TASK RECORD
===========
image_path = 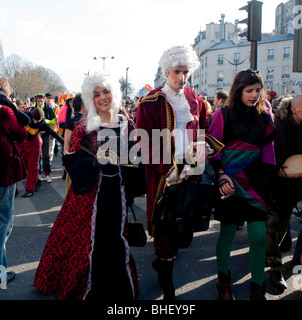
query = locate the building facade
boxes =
[191,0,302,98]
[192,32,301,97]
[153,1,301,98]
[275,0,296,35]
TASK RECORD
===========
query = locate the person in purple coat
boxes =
[209,69,276,300]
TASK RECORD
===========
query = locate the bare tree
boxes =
[0,50,66,100]
[119,76,134,99]
[0,40,4,64]
[40,67,66,96]
[0,54,25,84]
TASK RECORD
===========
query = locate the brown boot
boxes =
[249,281,266,300]
[216,270,235,300]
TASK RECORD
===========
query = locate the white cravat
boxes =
[162,83,194,160]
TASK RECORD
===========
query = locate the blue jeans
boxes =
[0,184,16,268]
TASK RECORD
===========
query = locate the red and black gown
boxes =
[33,118,139,300]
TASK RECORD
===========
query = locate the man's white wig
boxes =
[81,71,121,132]
[159,45,200,76]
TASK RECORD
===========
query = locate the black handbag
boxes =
[124,162,146,199]
[63,147,98,194]
[153,177,219,248]
[126,205,147,247]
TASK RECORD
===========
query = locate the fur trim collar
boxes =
[276,96,293,120]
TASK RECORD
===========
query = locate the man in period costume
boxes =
[136,45,217,300]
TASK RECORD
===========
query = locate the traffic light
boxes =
[239,1,263,42]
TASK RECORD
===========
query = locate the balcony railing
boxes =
[282,74,290,79]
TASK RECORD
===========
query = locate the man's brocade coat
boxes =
[136,86,208,236]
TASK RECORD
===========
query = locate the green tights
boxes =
[216,221,266,286]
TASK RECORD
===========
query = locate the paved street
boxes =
[0,150,301,301]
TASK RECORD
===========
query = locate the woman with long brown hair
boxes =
[209,69,276,300]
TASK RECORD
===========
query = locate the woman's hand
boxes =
[218,172,235,196]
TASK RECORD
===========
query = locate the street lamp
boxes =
[93,55,115,70]
[125,67,129,98]
[227,57,248,74]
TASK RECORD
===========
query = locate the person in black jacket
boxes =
[20,108,63,197]
[0,87,30,127]
[31,94,56,183]
[266,94,302,290]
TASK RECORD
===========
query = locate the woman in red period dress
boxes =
[34,71,139,300]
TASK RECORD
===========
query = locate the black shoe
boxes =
[1,272,16,287]
[270,270,287,290]
[7,271,16,283]
[35,180,42,192]
[62,171,67,180]
[152,257,175,300]
[22,191,34,198]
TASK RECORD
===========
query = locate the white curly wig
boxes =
[159,45,200,77]
[81,71,121,132]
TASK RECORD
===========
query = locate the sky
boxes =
[0,0,278,96]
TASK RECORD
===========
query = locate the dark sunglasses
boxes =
[245,69,260,75]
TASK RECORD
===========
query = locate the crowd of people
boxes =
[0,44,301,301]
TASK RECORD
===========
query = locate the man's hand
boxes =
[278,166,287,178]
[187,142,209,166]
[165,164,178,186]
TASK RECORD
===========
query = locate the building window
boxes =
[234,51,240,63]
[266,86,274,93]
[266,67,274,80]
[283,46,291,59]
[217,71,224,82]
[205,72,207,85]
[201,59,204,69]
[281,85,290,95]
[282,66,290,79]
[267,48,275,60]
[205,56,208,68]
[217,54,224,65]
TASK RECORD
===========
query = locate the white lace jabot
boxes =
[162,83,194,159]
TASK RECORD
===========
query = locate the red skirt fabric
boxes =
[33,182,97,299]
[33,180,139,300]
